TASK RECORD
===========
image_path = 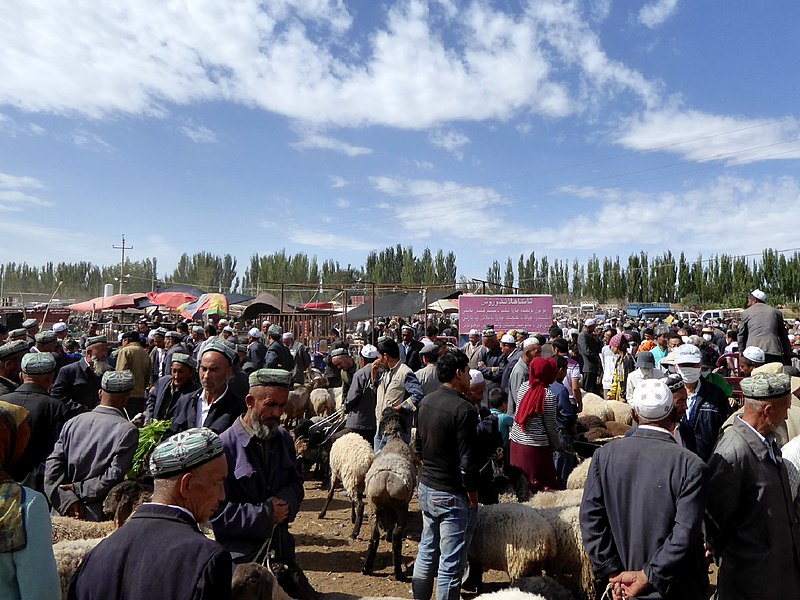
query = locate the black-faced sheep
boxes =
[515,575,576,600]
[362,408,416,582]
[318,432,375,539]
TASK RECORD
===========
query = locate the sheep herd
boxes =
[49,387,639,600]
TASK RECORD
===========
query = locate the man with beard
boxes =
[146,353,201,422]
[211,368,304,565]
[51,335,111,410]
[79,322,100,350]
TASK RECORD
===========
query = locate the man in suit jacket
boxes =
[51,335,110,410]
[246,328,267,370]
[162,331,189,376]
[263,325,294,372]
[399,325,425,372]
[146,353,200,422]
[738,288,792,364]
[169,341,245,435]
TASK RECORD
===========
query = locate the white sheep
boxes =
[473,590,546,600]
[515,575,576,600]
[535,506,595,600]
[51,517,115,544]
[310,387,336,417]
[526,488,584,509]
[468,503,557,582]
[53,538,103,599]
[566,458,592,490]
[317,432,375,539]
[578,393,614,422]
[285,384,313,428]
[604,400,633,425]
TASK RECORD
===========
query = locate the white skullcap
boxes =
[248,328,262,339]
[584,318,596,327]
[52,322,68,333]
[630,379,674,422]
[360,344,378,359]
[681,335,691,344]
[282,332,293,339]
[218,319,228,326]
[750,289,767,302]
[500,334,516,344]
[422,339,435,347]
[261,320,270,327]
[223,326,234,333]
[147,330,156,340]
[468,329,480,336]
[742,346,765,363]
[469,369,484,386]
[523,337,541,349]
[673,344,702,365]
[117,333,124,342]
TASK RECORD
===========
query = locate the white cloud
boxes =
[414,160,434,170]
[0,0,661,128]
[286,227,376,251]
[180,122,217,143]
[0,190,52,207]
[617,108,800,164]
[0,113,46,137]
[428,128,470,159]
[0,172,43,189]
[291,129,372,156]
[0,172,51,211]
[335,198,351,208]
[70,129,113,152]
[330,175,350,188]
[638,0,679,28]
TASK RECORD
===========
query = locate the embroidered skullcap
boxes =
[192,325,204,334]
[664,373,685,392]
[469,369,484,386]
[85,335,107,347]
[248,368,291,388]
[330,347,349,358]
[165,331,182,341]
[248,327,261,339]
[101,370,135,393]
[482,328,496,337]
[52,322,68,333]
[674,344,702,365]
[34,331,57,344]
[201,340,235,364]
[740,372,791,400]
[22,319,38,330]
[268,324,283,337]
[742,346,766,364]
[9,329,27,339]
[149,427,224,478]
[21,352,56,375]
[236,344,247,354]
[0,340,30,360]
[360,344,378,359]
[170,353,196,371]
[750,289,767,302]
[500,334,516,345]
[630,379,674,422]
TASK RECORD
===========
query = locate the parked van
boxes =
[677,311,699,321]
[700,308,743,322]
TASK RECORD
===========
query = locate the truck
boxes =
[626,303,670,318]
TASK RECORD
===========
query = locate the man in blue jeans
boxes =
[413,349,480,600]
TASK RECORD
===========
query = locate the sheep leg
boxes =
[350,493,365,540]
[317,476,337,519]
[391,523,407,582]
[361,521,381,575]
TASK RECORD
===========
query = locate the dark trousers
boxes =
[581,371,602,395]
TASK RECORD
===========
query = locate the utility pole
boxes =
[113,235,133,294]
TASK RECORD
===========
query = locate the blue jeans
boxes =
[553,429,575,488]
[412,483,477,600]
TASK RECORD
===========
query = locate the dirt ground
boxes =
[293,481,508,599]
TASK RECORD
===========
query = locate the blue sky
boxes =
[1,0,799,285]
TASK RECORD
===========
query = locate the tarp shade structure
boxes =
[241,292,296,321]
[179,293,229,319]
[303,302,335,310]
[346,289,461,321]
[225,292,255,305]
[159,284,206,298]
[145,291,198,310]
[67,293,148,312]
[428,298,459,313]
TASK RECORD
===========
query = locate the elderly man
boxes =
[169,341,246,435]
[44,371,139,521]
[738,288,792,365]
[476,329,506,406]
[4,352,83,490]
[400,324,425,372]
[283,331,311,385]
[739,345,765,376]
[69,428,232,600]
[330,346,357,398]
[148,327,166,384]
[116,330,152,417]
[413,349,479,600]
[625,350,666,399]
[162,330,189,374]
[506,337,541,417]
[415,343,442,396]
[466,369,485,407]
[22,318,40,344]
[0,340,29,396]
[706,373,800,599]
[578,318,602,395]
[245,327,267,370]
[373,337,424,450]
[146,353,200,422]
[581,379,709,599]
[462,328,483,368]
[264,325,295,372]
[344,345,380,444]
[51,335,111,410]
[212,368,304,565]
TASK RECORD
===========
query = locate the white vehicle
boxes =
[677,311,699,321]
[700,308,742,322]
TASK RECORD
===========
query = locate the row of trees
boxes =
[4,248,800,307]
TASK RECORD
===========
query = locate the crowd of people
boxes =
[0,287,799,599]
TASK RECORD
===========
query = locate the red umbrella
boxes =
[67,293,147,312]
[146,291,198,310]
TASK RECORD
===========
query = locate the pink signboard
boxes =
[459,294,553,334]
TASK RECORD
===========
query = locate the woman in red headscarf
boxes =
[508,357,564,491]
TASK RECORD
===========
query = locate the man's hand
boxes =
[477,361,486,368]
[271,497,290,524]
[467,491,479,509]
[371,360,381,381]
[609,570,649,598]
[294,437,308,457]
[64,499,85,520]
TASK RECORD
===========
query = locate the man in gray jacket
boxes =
[343,344,379,444]
[738,289,791,364]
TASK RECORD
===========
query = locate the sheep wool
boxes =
[469,503,557,580]
[53,538,103,599]
[578,393,613,422]
[310,387,336,417]
[526,488,584,509]
[51,516,115,544]
[604,400,633,425]
[473,590,546,600]
[566,458,592,490]
[535,506,595,600]
[515,575,577,600]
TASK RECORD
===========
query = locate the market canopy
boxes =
[241,292,296,320]
[345,289,461,321]
[179,293,229,319]
[146,291,198,310]
[67,293,148,312]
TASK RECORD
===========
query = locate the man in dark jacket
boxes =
[146,353,200,422]
[211,368,304,564]
[245,327,267,370]
[69,427,232,600]
[476,329,506,405]
[581,379,709,599]
[162,330,189,375]
[264,325,295,372]
[169,341,245,435]
[51,335,109,410]
[399,324,425,372]
[0,340,29,396]
[738,288,792,364]
[578,319,602,395]
[343,344,379,444]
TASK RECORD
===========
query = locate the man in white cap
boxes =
[738,288,791,365]
[462,329,483,368]
[674,344,731,462]
[246,327,267,369]
[415,342,443,396]
[466,369,485,406]
[476,329,506,406]
[739,345,765,377]
[580,379,709,600]
[578,319,603,395]
[400,324,425,372]
[343,344,380,444]
[282,331,310,385]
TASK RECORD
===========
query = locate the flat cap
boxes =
[741,372,791,400]
[171,353,196,370]
[267,324,283,337]
[248,368,291,388]
[9,329,27,339]
[420,343,439,357]
[0,340,30,359]
[101,370,135,393]
[154,328,167,336]
[22,318,39,329]
[52,322,68,333]
[35,331,57,344]
[149,427,224,478]
[200,340,235,364]
[165,331,182,341]
[85,335,108,347]
[330,347,349,358]
[21,352,57,374]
